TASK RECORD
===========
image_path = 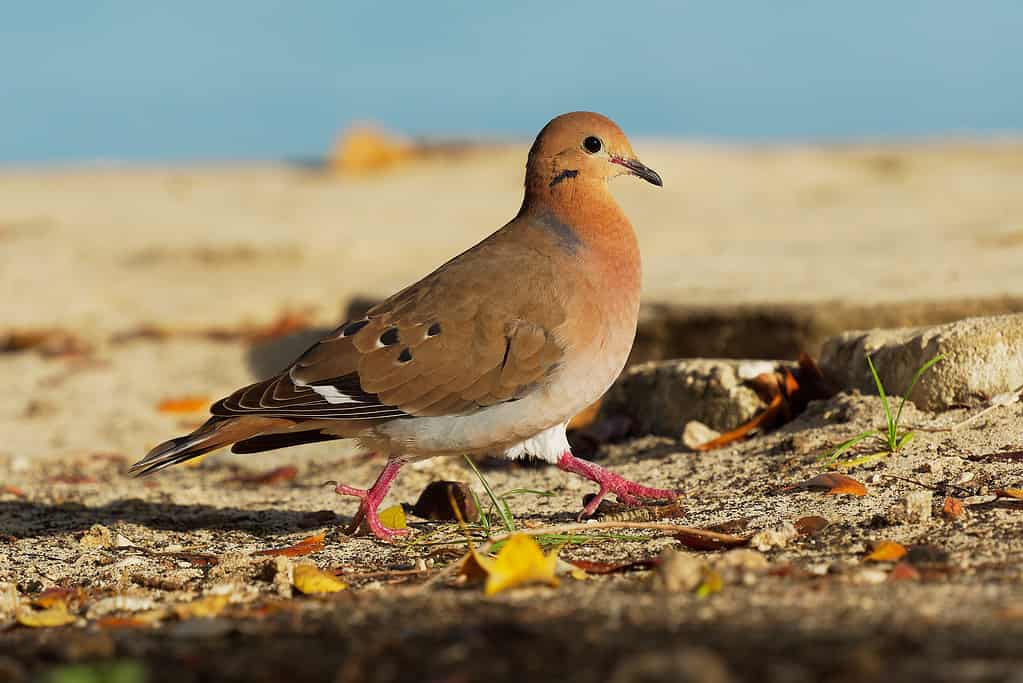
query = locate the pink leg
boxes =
[557,451,679,518]
[333,461,408,541]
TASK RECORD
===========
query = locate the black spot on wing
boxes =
[379,328,400,346]
[341,319,369,337]
[397,348,412,363]
[427,322,442,337]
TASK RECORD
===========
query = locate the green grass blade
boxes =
[895,431,915,451]
[866,353,895,447]
[893,353,945,431]
[500,488,556,499]
[463,455,515,533]
[818,430,880,463]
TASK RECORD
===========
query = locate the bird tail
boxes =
[129,417,251,477]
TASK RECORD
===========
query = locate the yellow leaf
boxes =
[996,488,1023,500]
[293,564,348,594]
[378,505,407,530]
[696,568,723,599]
[479,534,560,596]
[174,594,228,619]
[17,602,76,628]
[456,547,491,583]
[866,540,907,562]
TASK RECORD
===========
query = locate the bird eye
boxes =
[583,136,602,154]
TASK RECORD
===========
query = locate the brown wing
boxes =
[212,234,568,421]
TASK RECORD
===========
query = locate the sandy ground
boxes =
[2,142,1023,681]
[3,141,1023,337]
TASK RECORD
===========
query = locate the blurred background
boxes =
[2,2,1023,457]
[2,1,1022,163]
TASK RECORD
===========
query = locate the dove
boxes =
[130,111,677,539]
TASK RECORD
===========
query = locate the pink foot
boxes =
[557,451,679,518]
[332,461,409,541]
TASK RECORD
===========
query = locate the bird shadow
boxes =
[0,498,344,540]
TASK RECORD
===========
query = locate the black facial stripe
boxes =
[549,169,578,188]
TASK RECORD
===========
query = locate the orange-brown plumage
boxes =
[131,111,674,540]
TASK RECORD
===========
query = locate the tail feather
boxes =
[130,418,245,476]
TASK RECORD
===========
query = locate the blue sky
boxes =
[2,1,1021,162]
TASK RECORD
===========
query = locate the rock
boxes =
[887,490,934,524]
[0,583,17,620]
[714,549,769,585]
[79,524,113,549]
[652,550,704,593]
[750,522,798,551]
[820,314,1023,410]
[682,421,721,450]
[602,359,768,437]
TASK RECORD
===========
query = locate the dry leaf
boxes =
[866,541,907,562]
[889,562,921,582]
[693,393,784,451]
[456,548,491,584]
[293,564,348,594]
[995,488,1023,500]
[794,515,829,536]
[475,534,560,596]
[95,616,153,629]
[790,472,868,497]
[2,484,26,498]
[378,505,407,530]
[254,532,325,558]
[174,595,229,619]
[225,466,298,486]
[17,601,76,628]
[942,496,965,518]
[158,396,210,414]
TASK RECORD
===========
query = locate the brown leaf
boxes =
[254,532,325,558]
[693,393,785,451]
[794,515,829,536]
[889,562,921,582]
[942,496,965,518]
[50,474,98,485]
[788,472,867,497]
[2,484,26,498]
[410,481,479,522]
[674,528,750,551]
[866,541,907,562]
[225,466,298,486]
[157,396,210,414]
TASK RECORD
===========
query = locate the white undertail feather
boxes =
[501,422,570,463]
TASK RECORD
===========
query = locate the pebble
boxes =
[887,490,933,524]
[750,521,798,551]
[682,420,721,450]
[652,549,704,593]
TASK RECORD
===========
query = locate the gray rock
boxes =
[888,490,934,524]
[820,314,1023,411]
[601,359,768,437]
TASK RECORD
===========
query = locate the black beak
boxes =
[612,156,663,187]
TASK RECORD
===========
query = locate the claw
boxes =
[330,461,408,541]
[557,451,678,519]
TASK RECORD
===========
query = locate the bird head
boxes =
[526,112,662,191]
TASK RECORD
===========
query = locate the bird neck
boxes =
[519,179,642,295]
